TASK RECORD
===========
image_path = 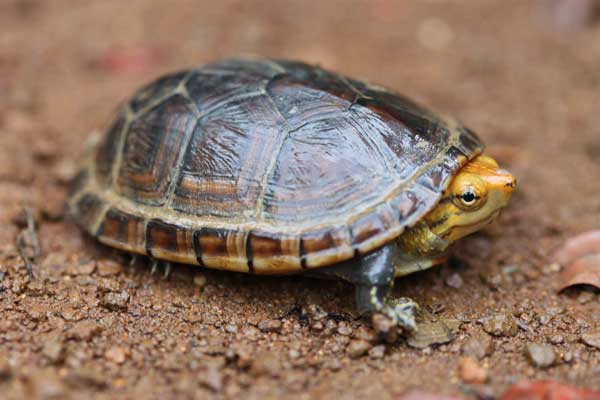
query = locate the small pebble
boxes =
[96,259,123,276]
[193,273,207,287]
[251,351,281,377]
[482,313,518,337]
[445,272,464,289]
[101,291,130,311]
[548,334,564,345]
[105,347,128,364]
[372,314,398,343]
[458,356,488,383]
[525,342,556,369]
[258,319,282,333]
[225,324,238,334]
[462,334,494,359]
[42,340,65,363]
[577,290,595,304]
[242,326,261,341]
[303,304,328,322]
[336,321,353,336]
[67,261,96,276]
[67,321,102,341]
[368,345,386,359]
[580,332,600,349]
[353,326,378,343]
[346,340,372,358]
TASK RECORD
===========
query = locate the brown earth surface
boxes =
[1,1,600,399]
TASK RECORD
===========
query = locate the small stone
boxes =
[368,345,386,359]
[67,321,102,341]
[525,342,556,369]
[482,313,518,337]
[42,340,65,363]
[353,326,378,343]
[96,259,123,276]
[199,361,224,392]
[346,339,372,358]
[310,321,324,332]
[67,261,96,276]
[580,332,600,349]
[251,351,281,377]
[407,321,455,349]
[101,291,130,311]
[323,358,342,371]
[0,360,11,380]
[445,272,464,289]
[577,291,595,304]
[458,356,488,383]
[26,281,45,296]
[372,314,398,343]
[193,273,207,287]
[548,334,564,345]
[105,347,128,364]
[336,321,353,336]
[224,324,238,334]
[26,368,66,399]
[303,304,328,322]
[27,303,48,322]
[242,326,261,341]
[462,334,494,359]
[258,319,282,333]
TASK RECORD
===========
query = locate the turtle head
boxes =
[424,154,516,243]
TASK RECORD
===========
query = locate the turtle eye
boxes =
[458,188,480,208]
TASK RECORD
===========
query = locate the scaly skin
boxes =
[399,154,516,261]
[380,154,517,328]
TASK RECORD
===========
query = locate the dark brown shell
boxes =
[68,58,483,273]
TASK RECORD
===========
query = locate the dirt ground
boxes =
[1,1,599,399]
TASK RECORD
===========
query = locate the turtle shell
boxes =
[68,58,483,274]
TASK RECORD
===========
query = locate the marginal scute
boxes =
[72,58,484,273]
[97,208,145,253]
[194,227,249,273]
[146,219,195,264]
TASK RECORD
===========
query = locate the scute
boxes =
[73,58,483,274]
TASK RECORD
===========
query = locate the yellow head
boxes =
[425,155,516,242]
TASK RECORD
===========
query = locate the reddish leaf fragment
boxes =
[500,380,600,400]
[558,253,600,291]
[552,230,600,266]
[96,46,162,75]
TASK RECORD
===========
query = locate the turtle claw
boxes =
[149,259,173,280]
[162,262,173,280]
[380,297,419,331]
[150,259,159,275]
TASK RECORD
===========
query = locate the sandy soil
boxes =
[1,1,599,399]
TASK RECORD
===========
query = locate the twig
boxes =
[15,207,39,278]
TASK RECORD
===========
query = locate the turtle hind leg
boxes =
[313,244,419,331]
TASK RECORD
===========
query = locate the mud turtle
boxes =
[69,58,516,330]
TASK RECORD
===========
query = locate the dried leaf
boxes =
[499,380,600,400]
[96,47,162,75]
[558,253,600,291]
[553,230,600,266]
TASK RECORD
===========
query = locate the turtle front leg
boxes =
[315,243,419,331]
[355,284,418,331]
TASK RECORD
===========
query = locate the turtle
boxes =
[68,58,516,330]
